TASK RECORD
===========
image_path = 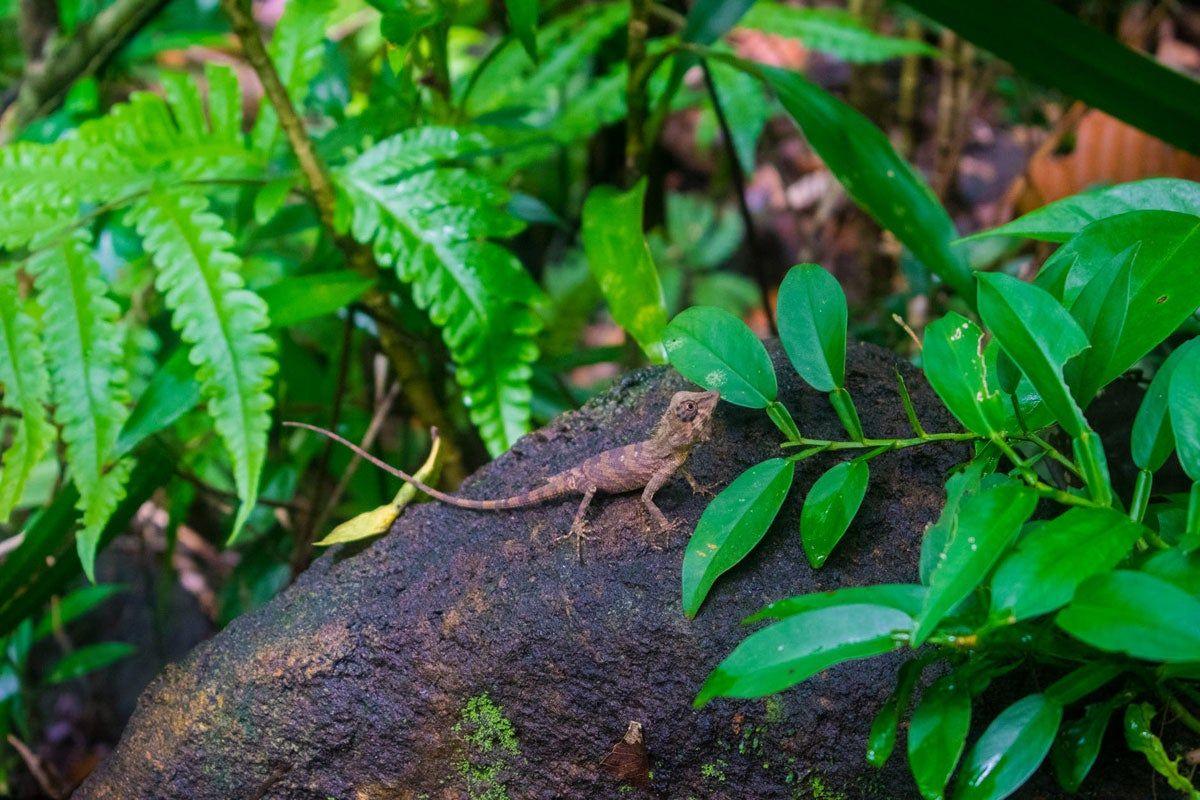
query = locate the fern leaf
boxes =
[252,0,335,154]
[28,231,134,579]
[335,144,542,454]
[0,273,55,521]
[126,190,276,541]
[344,127,491,183]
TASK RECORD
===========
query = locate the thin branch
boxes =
[624,0,653,184]
[220,0,467,484]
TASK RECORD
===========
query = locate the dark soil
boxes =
[73,342,1166,799]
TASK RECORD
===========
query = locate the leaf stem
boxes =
[782,430,975,456]
[1159,685,1200,736]
[1130,468,1152,523]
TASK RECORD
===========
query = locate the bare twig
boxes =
[7,734,66,799]
[220,0,467,484]
[2,0,170,140]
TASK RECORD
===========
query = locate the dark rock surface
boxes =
[75,342,1158,799]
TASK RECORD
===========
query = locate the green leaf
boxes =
[46,641,136,684]
[1051,699,1118,793]
[28,232,133,580]
[704,58,770,174]
[33,583,126,640]
[505,0,538,61]
[953,694,1062,800]
[127,189,277,542]
[744,583,926,624]
[682,458,793,618]
[681,0,756,47]
[966,178,1200,242]
[740,3,938,62]
[800,460,868,568]
[904,0,1200,153]
[912,480,1035,646]
[1140,548,1200,593]
[1170,342,1200,482]
[908,674,971,800]
[776,263,846,392]
[115,348,200,457]
[1056,571,1200,662]
[0,275,54,522]
[1124,703,1200,799]
[581,181,669,362]
[252,177,293,225]
[695,603,910,705]
[922,312,1008,436]
[919,458,991,585]
[258,271,374,328]
[1041,212,1200,404]
[762,66,972,300]
[976,272,1089,437]
[867,658,923,767]
[990,507,1146,622]
[335,147,541,456]
[663,306,777,409]
[252,0,335,153]
[1132,339,1200,471]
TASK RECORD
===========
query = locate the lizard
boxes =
[284,389,721,558]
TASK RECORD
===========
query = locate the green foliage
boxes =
[739,3,938,63]
[664,306,777,409]
[907,675,971,800]
[253,0,335,153]
[1124,703,1200,798]
[1055,572,1200,662]
[953,694,1062,800]
[800,460,868,568]
[0,275,53,522]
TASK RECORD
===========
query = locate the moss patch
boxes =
[453,693,521,800]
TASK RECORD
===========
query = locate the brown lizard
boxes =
[284,390,720,557]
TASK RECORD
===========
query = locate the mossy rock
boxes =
[75,342,1162,799]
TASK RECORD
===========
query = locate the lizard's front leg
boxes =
[680,467,717,498]
[641,465,681,541]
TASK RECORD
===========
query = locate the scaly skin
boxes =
[286,390,720,557]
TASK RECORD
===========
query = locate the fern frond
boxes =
[0,272,55,521]
[126,190,276,541]
[344,127,491,183]
[0,65,260,251]
[252,0,335,154]
[335,140,542,454]
[28,231,134,579]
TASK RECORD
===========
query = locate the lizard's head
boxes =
[657,390,720,451]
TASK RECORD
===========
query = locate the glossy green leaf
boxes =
[908,674,971,800]
[681,0,756,47]
[900,0,1200,155]
[976,272,1089,437]
[115,348,200,457]
[682,458,794,617]
[582,181,668,362]
[967,178,1200,242]
[1045,662,1122,706]
[33,583,125,640]
[762,66,972,299]
[777,264,847,392]
[867,658,923,767]
[695,603,910,705]
[922,313,1008,436]
[954,694,1062,800]
[1140,548,1200,593]
[913,480,1035,646]
[505,0,538,62]
[1124,703,1200,799]
[1132,339,1200,471]
[1170,342,1200,482]
[258,271,374,329]
[1057,571,1200,662]
[46,641,136,684]
[919,458,991,585]
[990,507,1145,622]
[664,306,777,409]
[800,460,868,568]
[746,583,926,624]
[1051,700,1118,793]
[740,3,938,63]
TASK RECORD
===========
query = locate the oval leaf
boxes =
[990,507,1146,622]
[954,694,1062,800]
[922,313,1008,436]
[777,263,847,392]
[1051,700,1118,793]
[1056,571,1200,662]
[966,178,1200,242]
[582,180,669,362]
[46,641,136,684]
[976,272,1089,437]
[913,480,1036,646]
[682,457,794,617]
[664,306,777,408]
[1132,338,1200,471]
[867,658,923,768]
[908,675,971,800]
[695,603,910,705]
[800,459,868,568]
[1169,342,1200,482]
[745,582,926,624]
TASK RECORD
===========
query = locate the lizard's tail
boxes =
[283,421,562,510]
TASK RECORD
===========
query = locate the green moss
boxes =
[452,693,521,800]
[808,776,848,800]
[764,697,784,726]
[700,759,728,783]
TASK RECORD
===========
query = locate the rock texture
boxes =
[75,343,1157,799]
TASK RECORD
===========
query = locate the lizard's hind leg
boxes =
[553,486,597,561]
